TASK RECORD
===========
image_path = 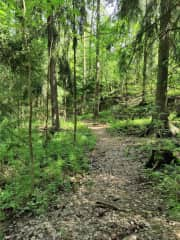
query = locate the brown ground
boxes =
[4,123,180,240]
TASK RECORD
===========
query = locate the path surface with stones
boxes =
[4,123,180,240]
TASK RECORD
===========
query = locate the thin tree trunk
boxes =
[88,0,95,76]
[125,74,128,107]
[142,33,148,104]
[44,67,49,151]
[21,0,34,179]
[83,31,87,113]
[28,64,34,181]
[45,73,49,131]
[62,30,70,119]
[142,0,148,104]
[94,0,100,118]
[73,0,77,142]
[47,15,60,131]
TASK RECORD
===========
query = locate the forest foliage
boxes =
[0,0,180,223]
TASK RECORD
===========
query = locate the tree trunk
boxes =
[124,74,128,107]
[28,64,34,182]
[21,0,34,180]
[82,31,87,113]
[47,15,60,131]
[141,0,148,105]
[88,0,95,77]
[73,0,77,142]
[153,0,171,136]
[94,0,100,118]
[142,33,148,104]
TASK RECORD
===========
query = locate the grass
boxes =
[168,88,180,97]
[109,118,151,135]
[0,119,96,220]
[78,110,114,123]
[79,102,154,125]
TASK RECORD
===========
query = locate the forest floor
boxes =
[4,122,180,240]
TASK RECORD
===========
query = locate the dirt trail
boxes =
[4,123,180,240]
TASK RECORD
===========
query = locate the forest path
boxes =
[5,123,180,240]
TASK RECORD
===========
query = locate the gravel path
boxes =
[4,123,180,240]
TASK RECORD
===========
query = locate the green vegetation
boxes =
[149,166,180,221]
[0,119,96,220]
[0,0,179,236]
[140,136,180,220]
[79,110,115,123]
[109,118,151,135]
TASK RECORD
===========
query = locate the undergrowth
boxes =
[148,165,180,221]
[0,118,96,220]
[79,103,154,124]
[78,110,114,123]
[109,118,151,135]
[143,138,180,221]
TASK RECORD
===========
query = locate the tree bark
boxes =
[21,0,34,179]
[94,0,100,118]
[141,0,148,104]
[73,0,77,142]
[124,74,128,107]
[28,64,34,181]
[82,31,87,113]
[47,15,60,131]
[88,0,95,77]
[142,33,148,104]
[153,0,171,136]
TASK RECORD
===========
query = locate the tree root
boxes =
[145,149,178,170]
[96,200,130,212]
[142,122,179,138]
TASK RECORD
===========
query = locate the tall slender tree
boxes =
[141,0,148,104]
[73,0,78,142]
[88,0,95,77]
[21,0,34,183]
[82,30,87,113]
[47,13,60,131]
[94,0,101,118]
